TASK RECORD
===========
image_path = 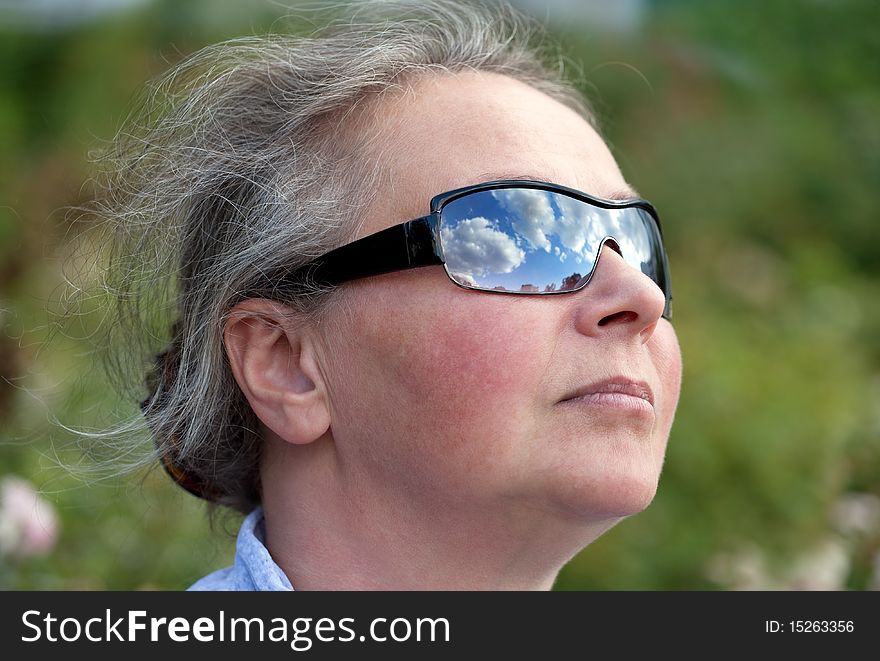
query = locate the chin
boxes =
[593,472,661,518]
[551,461,663,522]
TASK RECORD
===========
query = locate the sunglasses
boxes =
[286,179,672,320]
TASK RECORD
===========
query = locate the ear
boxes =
[223,299,330,446]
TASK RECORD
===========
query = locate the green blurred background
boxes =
[1,0,878,590]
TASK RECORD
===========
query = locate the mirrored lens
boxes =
[439,187,669,297]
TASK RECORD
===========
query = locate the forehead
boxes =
[358,71,628,235]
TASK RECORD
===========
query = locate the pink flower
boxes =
[0,476,60,559]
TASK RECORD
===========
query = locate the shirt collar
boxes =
[188,506,294,591]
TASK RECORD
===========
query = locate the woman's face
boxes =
[316,71,682,523]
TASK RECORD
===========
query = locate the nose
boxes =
[572,240,667,343]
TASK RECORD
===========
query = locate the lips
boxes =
[561,378,654,407]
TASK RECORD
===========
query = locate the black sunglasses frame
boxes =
[286,179,672,320]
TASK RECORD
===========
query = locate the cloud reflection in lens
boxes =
[439,216,525,278]
[441,187,660,294]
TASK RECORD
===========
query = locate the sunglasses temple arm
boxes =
[404,213,444,267]
[285,214,443,288]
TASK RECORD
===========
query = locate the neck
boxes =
[260,434,621,591]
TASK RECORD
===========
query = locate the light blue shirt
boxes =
[188,507,294,591]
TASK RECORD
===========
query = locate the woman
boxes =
[101,0,682,590]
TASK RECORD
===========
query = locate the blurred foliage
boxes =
[1,0,878,589]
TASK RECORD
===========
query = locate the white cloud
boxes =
[491,188,555,252]
[553,194,607,256]
[440,216,526,277]
[608,209,653,266]
[492,188,610,260]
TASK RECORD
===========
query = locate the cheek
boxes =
[652,322,683,431]
[327,277,550,472]
[641,321,682,471]
[379,287,543,419]
[414,313,523,399]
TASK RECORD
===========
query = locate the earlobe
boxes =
[223,299,331,445]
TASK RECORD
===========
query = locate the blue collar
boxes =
[188,507,294,591]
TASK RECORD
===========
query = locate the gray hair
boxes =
[88,0,595,513]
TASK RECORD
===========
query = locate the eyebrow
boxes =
[475,171,641,201]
